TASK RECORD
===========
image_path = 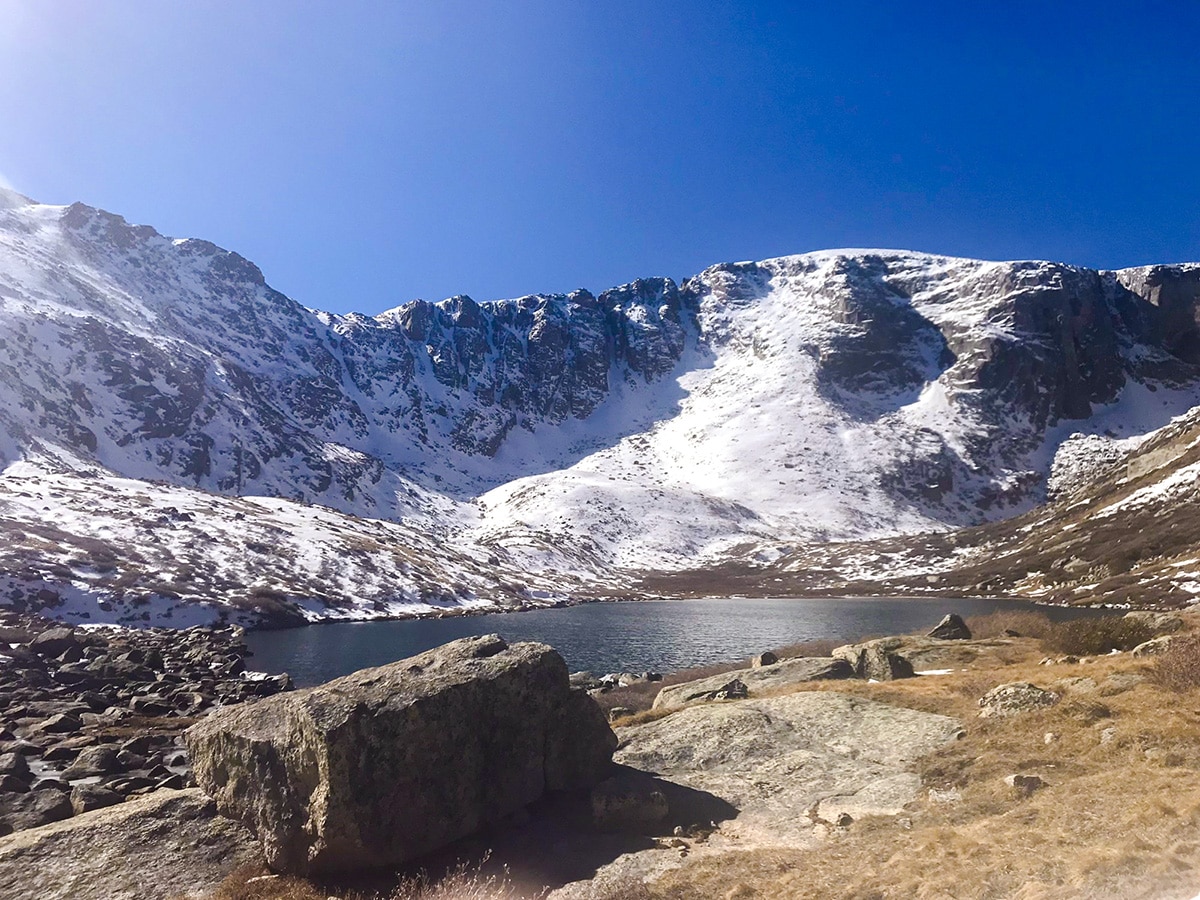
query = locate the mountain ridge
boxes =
[2,192,1199,625]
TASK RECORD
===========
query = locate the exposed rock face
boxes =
[186,635,616,875]
[617,692,963,847]
[651,657,854,711]
[0,788,259,900]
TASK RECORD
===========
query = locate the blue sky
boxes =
[0,1,1197,314]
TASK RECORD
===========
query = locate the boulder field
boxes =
[0,614,1086,898]
[0,611,291,836]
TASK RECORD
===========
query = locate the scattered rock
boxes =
[607,707,632,723]
[927,614,972,641]
[187,635,617,875]
[750,651,778,668]
[979,683,1060,718]
[0,611,293,837]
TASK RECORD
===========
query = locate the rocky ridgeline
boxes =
[0,612,291,835]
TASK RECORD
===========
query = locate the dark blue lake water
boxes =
[245,597,1103,687]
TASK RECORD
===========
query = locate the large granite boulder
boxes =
[186,635,616,875]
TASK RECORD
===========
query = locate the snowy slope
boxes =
[1,189,1199,624]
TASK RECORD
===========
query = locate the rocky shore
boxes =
[0,611,291,835]
[1,608,1198,900]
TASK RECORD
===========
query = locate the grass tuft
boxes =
[1153,634,1200,692]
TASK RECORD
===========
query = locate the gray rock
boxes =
[29,629,78,659]
[750,651,778,668]
[1132,635,1177,657]
[652,657,853,711]
[833,642,916,681]
[0,755,29,781]
[0,776,29,795]
[617,692,963,849]
[69,784,124,815]
[28,714,80,736]
[1123,611,1184,635]
[61,746,120,780]
[0,789,71,833]
[0,789,259,900]
[591,772,669,832]
[186,635,616,875]
[979,683,1060,718]
[927,614,972,641]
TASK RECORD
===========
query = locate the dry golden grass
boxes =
[635,635,1200,899]
[209,857,534,900]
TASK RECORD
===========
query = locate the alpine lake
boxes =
[245,596,1107,687]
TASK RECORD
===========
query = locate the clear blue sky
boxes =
[0,1,1197,314]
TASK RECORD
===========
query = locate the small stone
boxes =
[1100,726,1117,745]
[1004,774,1047,797]
[1044,732,1058,745]
[927,787,961,804]
[607,707,632,723]
[835,812,853,827]
[751,651,779,668]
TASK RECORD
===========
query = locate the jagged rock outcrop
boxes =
[2,189,1200,623]
[186,635,616,875]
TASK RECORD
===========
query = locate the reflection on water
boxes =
[246,597,1104,687]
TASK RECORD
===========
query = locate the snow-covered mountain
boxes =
[2,187,1199,624]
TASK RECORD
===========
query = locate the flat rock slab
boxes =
[0,788,259,900]
[552,692,963,898]
[651,657,853,711]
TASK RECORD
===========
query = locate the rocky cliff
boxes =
[1,188,1199,623]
